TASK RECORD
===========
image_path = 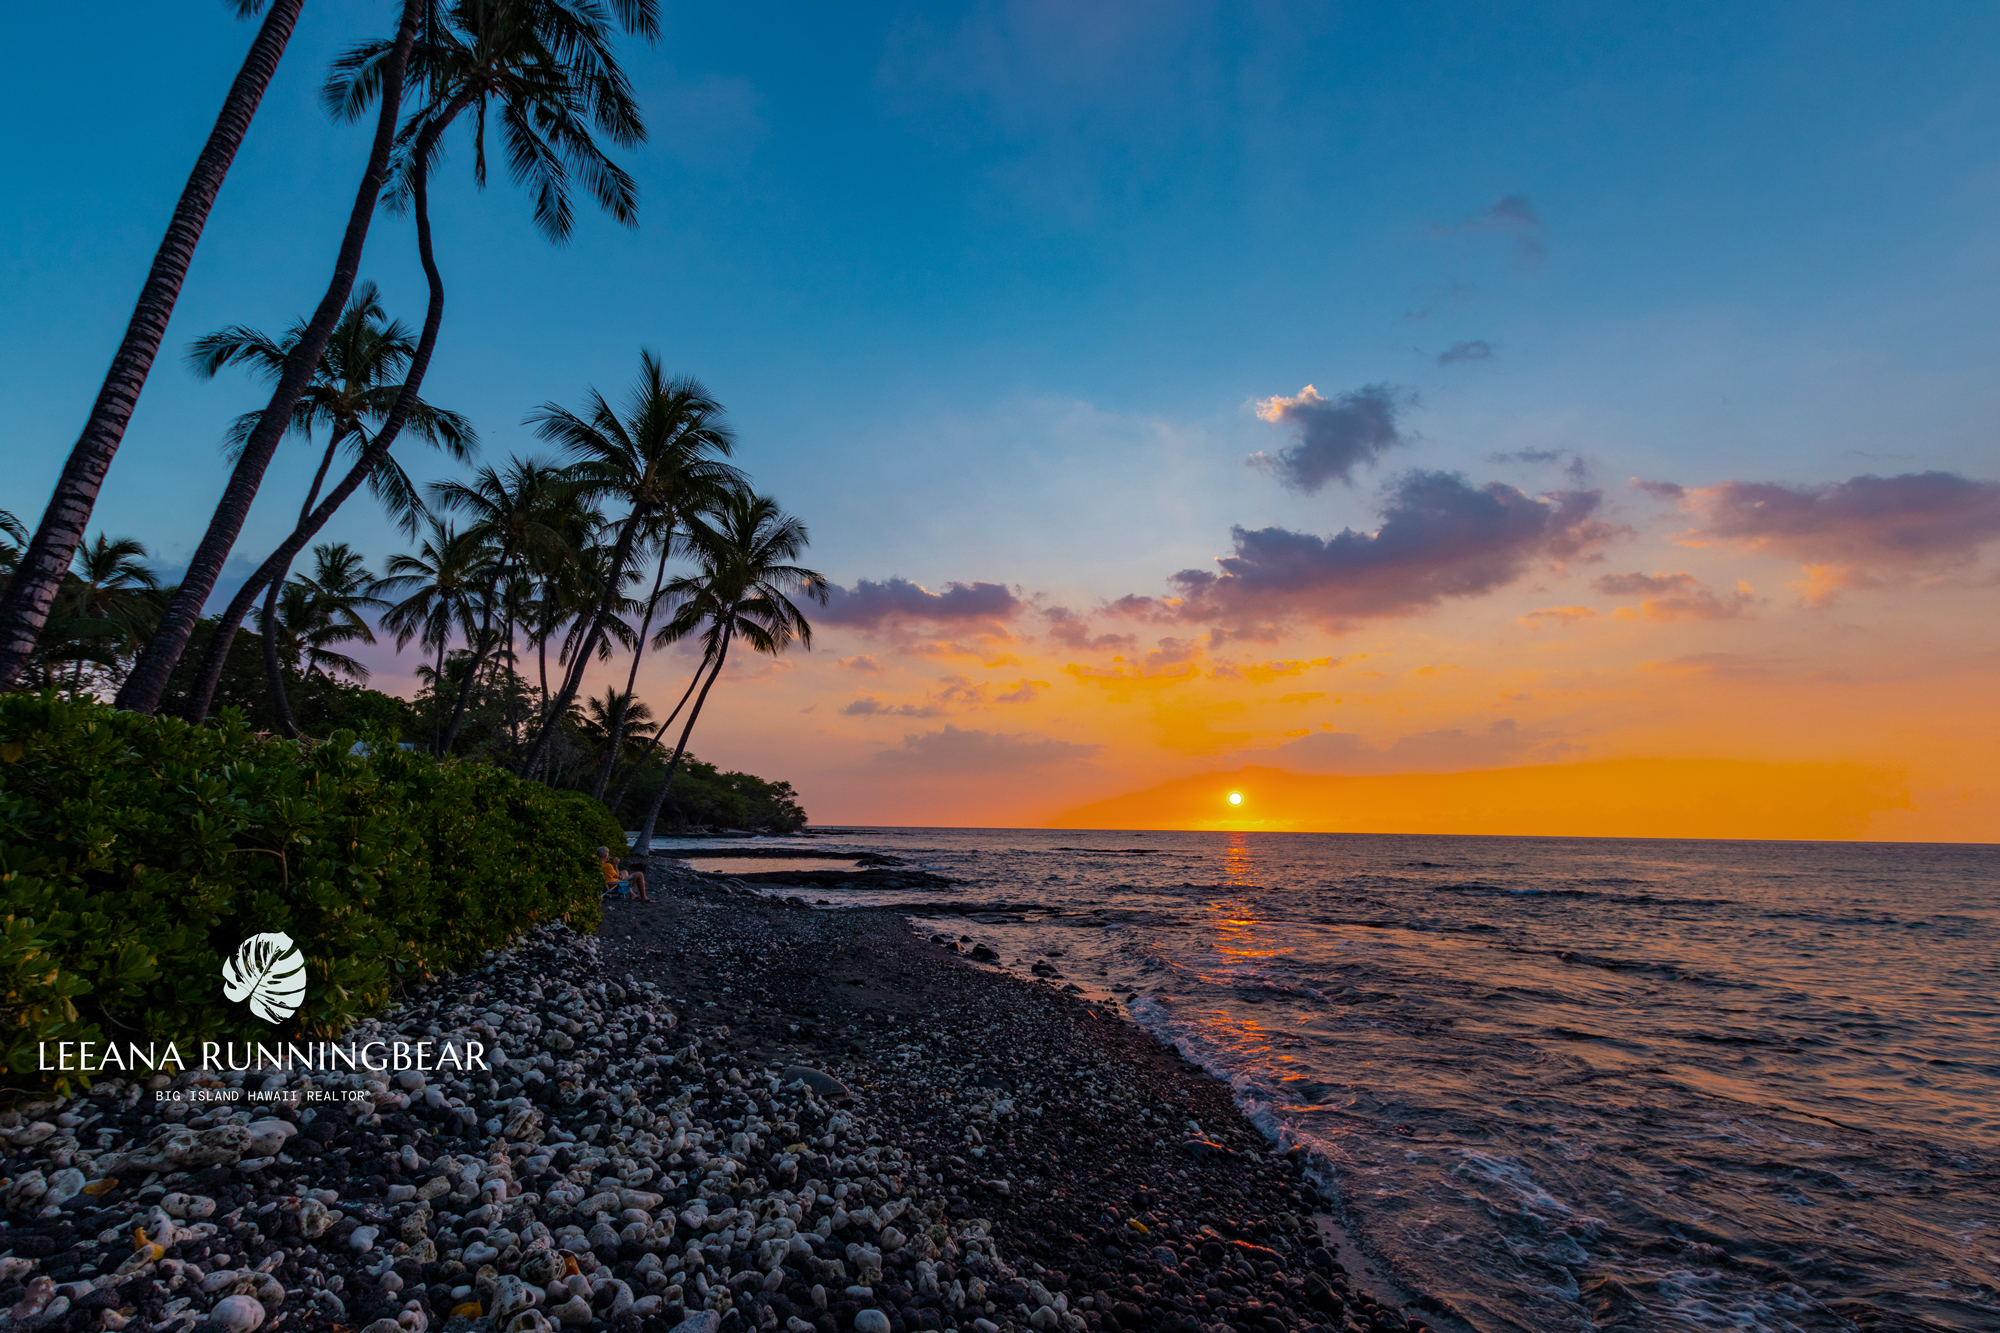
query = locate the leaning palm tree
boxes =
[119,0,654,716]
[378,520,492,753]
[108,0,430,713]
[633,493,826,849]
[0,0,316,693]
[515,352,744,779]
[179,283,477,727]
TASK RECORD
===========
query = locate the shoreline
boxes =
[0,867,1442,1333]
[615,860,1445,1333]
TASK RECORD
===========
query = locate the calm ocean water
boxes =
[649,830,2000,1333]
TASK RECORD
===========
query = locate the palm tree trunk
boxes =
[592,544,669,799]
[518,514,641,778]
[0,0,306,693]
[431,635,448,755]
[440,552,510,752]
[262,581,299,737]
[115,0,425,716]
[609,645,711,816]
[262,426,350,737]
[635,629,731,852]
[173,88,471,723]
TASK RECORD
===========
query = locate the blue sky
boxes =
[8,0,1997,599]
[6,3,2000,834]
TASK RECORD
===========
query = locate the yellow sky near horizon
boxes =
[611,513,1999,842]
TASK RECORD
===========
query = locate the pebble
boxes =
[211,1292,268,1332]
[0,869,1431,1333]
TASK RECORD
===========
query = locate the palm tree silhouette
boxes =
[120,0,652,715]
[379,520,493,754]
[634,492,826,849]
[428,456,585,751]
[257,543,390,686]
[516,351,744,779]
[179,282,476,731]
[0,0,316,693]
[112,0,430,713]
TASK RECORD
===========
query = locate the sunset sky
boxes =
[6,2,1998,838]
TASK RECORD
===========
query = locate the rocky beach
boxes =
[0,862,1439,1333]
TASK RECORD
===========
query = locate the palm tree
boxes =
[427,456,583,751]
[257,543,389,690]
[129,0,658,723]
[634,492,826,849]
[50,536,160,693]
[589,533,674,798]
[0,510,28,572]
[516,352,744,779]
[111,0,430,714]
[378,520,492,753]
[580,687,654,774]
[0,0,312,694]
[178,283,477,729]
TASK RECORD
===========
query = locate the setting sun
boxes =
[1227,791,1244,805]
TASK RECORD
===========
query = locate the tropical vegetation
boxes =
[0,1,832,1089]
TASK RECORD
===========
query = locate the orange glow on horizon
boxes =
[1051,758,1913,840]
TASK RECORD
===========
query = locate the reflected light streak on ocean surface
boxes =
[652,830,2000,1333]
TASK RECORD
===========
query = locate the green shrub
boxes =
[0,692,619,1097]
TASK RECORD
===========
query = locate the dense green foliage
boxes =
[628,755,807,833]
[0,693,618,1097]
[155,618,423,739]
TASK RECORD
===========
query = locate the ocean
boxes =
[647,829,2000,1333]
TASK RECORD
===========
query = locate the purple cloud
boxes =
[1248,383,1408,492]
[820,577,1022,628]
[1172,471,1612,631]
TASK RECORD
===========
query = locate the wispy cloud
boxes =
[1435,339,1494,366]
[873,724,1100,772]
[1431,193,1544,264]
[1594,571,1755,621]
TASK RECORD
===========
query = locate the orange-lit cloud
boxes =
[1661,471,2000,602]
[1595,571,1755,621]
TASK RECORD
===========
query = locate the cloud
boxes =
[821,577,1023,628]
[1208,656,1336,684]
[1633,479,1686,501]
[1593,571,1755,621]
[1491,449,1591,484]
[1432,193,1544,264]
[1042,605,1138,651]
[873,724,1100,772]
[1680,473,2000,597]
[1278,691,1326,705]
[1518,605,1596,626]
[842,675,1049,717]
[1247,383,1407,492]
[1169,471,1614,632]
[1436,339,1494,366]
[838,655,881,673]
[844,697,944,718]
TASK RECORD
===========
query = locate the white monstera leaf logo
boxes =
[221,931,307,1023]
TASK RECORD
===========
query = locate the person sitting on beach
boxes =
[597,846,649,903]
